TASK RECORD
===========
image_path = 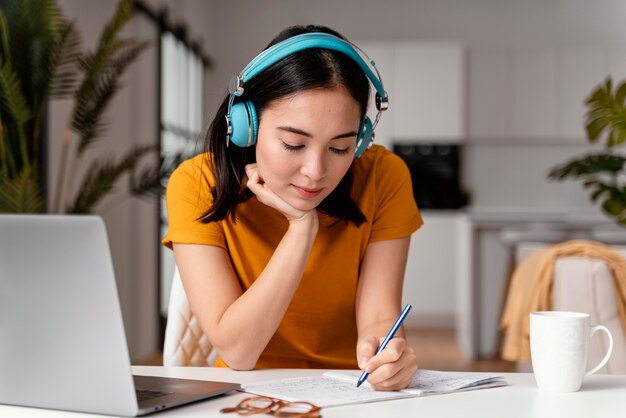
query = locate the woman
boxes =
[163,25,422,390]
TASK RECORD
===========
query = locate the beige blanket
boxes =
[500,240,626,361]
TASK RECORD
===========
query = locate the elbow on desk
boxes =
[212,344,260,371]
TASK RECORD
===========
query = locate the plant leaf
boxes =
[72,40,149,154]
[548,153,626,180]
[0,165,43,213]
[130,151,188,199]
[69,144,156,213]
[585,77,626,149]
[48,19,82,99]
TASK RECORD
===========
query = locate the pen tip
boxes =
[356,381,363,388]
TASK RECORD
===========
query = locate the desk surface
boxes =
[2,367,626,418]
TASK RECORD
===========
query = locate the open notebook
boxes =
[243,370,507,407]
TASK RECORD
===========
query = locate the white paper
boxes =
[242,370,506,407]
[242,376,415,407]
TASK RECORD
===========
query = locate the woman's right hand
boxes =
[244,163,318,227]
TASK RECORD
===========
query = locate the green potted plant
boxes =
[0,0,180,214]
[549,77,626,225]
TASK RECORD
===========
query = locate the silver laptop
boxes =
[0,215,240,416]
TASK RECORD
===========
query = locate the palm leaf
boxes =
[0,59,32,175]
[4,0,63,119]
[0,165,43,213]
[130,152,188,199]
[72,40,149,154]
[69,144,156,213]
[48,19,82,99]
[71,0,136,127]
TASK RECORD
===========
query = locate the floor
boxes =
[137,327,517,372]
[404,328,516,372]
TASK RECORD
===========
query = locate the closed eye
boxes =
[280,141,304,152]
[330,147,350,155]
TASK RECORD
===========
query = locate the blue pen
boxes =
[356,303,412,388]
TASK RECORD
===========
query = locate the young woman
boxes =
[163,25,422,390]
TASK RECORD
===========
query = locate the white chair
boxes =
[163,267,217,366]
[513,242,626,374]
[552,255,626,373]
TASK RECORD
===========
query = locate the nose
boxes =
[300,150,327,181]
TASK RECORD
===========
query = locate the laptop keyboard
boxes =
[136,389,173,402]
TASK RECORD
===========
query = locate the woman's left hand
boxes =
[356,336,418,391]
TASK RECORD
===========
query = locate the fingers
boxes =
[244,164,271,204]
[244,164,262,190]
[356,336,379,370]
[361,337,418,391]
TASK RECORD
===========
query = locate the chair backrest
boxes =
[163,267,217,366]
[553,254,626,374]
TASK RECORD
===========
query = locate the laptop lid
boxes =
[0,215,239,416]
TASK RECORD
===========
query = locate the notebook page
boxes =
[323,369,506,395]
[402,370,506,394]
[242,376,415,407]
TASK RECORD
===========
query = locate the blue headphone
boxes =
[225,32,389,158]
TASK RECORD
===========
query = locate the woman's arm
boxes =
[172,164,319,370]
[174,213,316,370]
[355,236,418,390]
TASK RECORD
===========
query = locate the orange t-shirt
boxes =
[162,145,422,369]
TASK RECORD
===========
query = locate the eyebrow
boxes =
[276,126,357,140]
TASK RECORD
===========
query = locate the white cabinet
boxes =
[402,211,468,328]
[560,49,608,143]
[468,49,513,140]
[393,43,465,142]
[357,41,466,145]
[468,46,619,144]
[609,49,626,84]
[513,50,558,139]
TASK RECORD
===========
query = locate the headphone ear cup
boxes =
[355,116,373,158]
[245,100,259,146]
[229,101,252,147]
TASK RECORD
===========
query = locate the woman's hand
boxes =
[244,163,317,225]
[356,336,418,391]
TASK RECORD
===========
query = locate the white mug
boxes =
[530,311,613,392]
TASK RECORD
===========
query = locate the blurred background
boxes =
[6,0,626,369]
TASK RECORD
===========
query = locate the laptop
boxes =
[0,215,240,416]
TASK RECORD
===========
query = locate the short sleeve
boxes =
[161,155,226,250]
[369,151,423,242]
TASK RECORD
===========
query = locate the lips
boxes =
[294,185,323,198]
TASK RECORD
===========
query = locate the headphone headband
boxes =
[225,32,388,157]
[239,33,386,99]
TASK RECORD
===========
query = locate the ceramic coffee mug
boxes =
[529,311,613,392]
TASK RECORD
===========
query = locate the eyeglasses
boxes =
[220,395,321,417]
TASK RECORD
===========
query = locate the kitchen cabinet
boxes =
[560,49,607,143]
[513,50,558,139]
[393,42,465,142]
[402,211,469,329]
[356,41,465,145]
[468,46,618,144]
[468,49,513,140]
[609,48,626,83]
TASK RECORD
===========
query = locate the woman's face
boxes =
[255,86,361,212]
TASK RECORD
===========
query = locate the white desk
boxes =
[2,367,626,418]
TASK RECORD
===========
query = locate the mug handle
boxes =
[585,325,614,376]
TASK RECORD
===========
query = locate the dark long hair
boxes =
[199,25,369,226]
